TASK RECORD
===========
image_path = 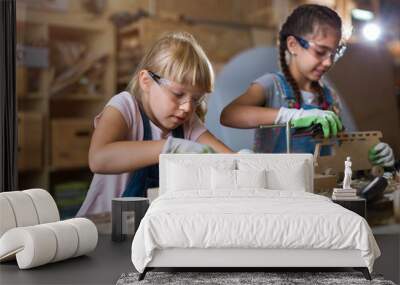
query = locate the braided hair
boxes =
[278,4,342,107]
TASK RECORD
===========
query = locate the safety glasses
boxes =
[291,35,347,63]
[147,71,205,107]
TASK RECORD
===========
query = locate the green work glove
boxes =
[290,111,342,138]
[368,142,395,168]
[161,137,215,154]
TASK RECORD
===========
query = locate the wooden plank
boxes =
[16,66,28,97]
[18,112,43,171]
[314,131,382,174]
[251,28,276,46]
[51,118,93,169]
[16,6,116,192]
[314,173,338,194]
[121,18,253,63]
[145,0,276,27]
[49,53,108,96]
[22,9,110,31]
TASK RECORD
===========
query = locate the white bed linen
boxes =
[131,190,380,273]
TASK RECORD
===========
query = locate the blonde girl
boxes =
[78,32,231,217]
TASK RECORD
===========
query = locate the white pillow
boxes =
[266,161,307,191]
[167,161,235,192]
[167,162,209,191]
[211,168,267,190]
[236,169,267,188]
[211,168,236,190]
[238,159,309,191]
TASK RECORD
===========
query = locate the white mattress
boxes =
[131,190,380,273]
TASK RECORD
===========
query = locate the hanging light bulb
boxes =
[362,22,382,41]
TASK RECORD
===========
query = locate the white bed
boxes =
[131,154,380,280]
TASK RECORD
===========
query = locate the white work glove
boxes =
[237,149,254,154]
[275,107,343,138]
[275,107,339,124]
[161,137,215,154]
[368,142,395,168]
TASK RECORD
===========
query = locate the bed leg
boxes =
[138,268,148,281]
[354,267,371,280]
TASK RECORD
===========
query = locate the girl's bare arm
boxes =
[220,84,279,128]
[196,131,233,153]
[88,106,165,174]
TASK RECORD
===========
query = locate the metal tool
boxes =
[259,121,292,153]
[259,121,325,153]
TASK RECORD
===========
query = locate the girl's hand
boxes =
[162,137,215,154]
[276,107,342,138]
[368,142,395,168]
[291,113,341,138]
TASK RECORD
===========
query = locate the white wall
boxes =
[205,47,278,152]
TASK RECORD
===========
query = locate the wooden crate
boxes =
[16,5,116,191]
[314,131,382,174]
[119,18,253,63]
[51,118,93,169]
[16,66,28,97]
[251,28,276,46]
[138,0,276,27]
[18,112,43,171]
[314,174,338,195]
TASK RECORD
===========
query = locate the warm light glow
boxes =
[362,23,382,41]
[352,8,374,21]
[342,24,353,41]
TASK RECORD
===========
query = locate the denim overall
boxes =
[122,107,184,197]
[254,72,334,154]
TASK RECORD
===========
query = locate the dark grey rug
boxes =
[116,271,396,285]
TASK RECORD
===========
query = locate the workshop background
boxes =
[15,0,400,227]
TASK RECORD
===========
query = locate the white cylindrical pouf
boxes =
[1,192,39,227]
[0,226,57,269]
[65,218,98,257]
[0,196,17,237]
[24,189,60,224]
[42,221,79,262]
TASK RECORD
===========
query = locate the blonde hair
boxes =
[127,32,214,121]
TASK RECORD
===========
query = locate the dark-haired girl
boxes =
[220,4,394,166]
[221,4,346,154]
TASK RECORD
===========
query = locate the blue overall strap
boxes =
[322,84,334,106]
[274,72,295,100]
[256,72,333,153]
[275,72,334,107]
[122,106,184,197]
[272,72,314,153]
[262,72,292,153]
